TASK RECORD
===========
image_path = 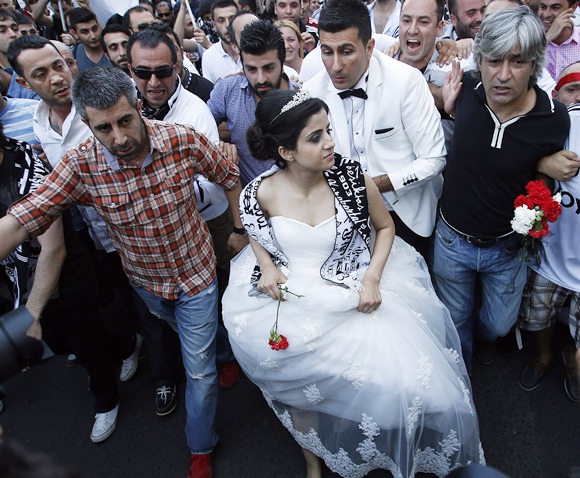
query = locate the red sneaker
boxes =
[219,360,240,389]
[188,453,212,478]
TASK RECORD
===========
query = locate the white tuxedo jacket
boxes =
[304,50,446,237]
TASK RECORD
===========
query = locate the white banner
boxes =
[79,0,139,26]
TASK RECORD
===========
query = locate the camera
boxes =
[0,307,53,384]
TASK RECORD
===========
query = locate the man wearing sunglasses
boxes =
[122,5,158,34]
[155,0,174,27]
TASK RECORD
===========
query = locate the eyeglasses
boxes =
[131,65,175,80]
[136,22,153,31]
[157,12,172,17]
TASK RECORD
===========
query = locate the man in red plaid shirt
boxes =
[0,66,244,478]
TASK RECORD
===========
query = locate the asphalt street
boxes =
[0,324,579,478]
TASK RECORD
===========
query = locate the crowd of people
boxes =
[0,0,578,476]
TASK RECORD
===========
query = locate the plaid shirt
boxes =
[547,27,580,81]
[9,118,240,299]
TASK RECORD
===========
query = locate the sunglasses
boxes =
[157,12,172,17]
[136,22,153,31]
[131,65,175,80]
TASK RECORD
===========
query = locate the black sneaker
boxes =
[155,385,177,416]
[563,350,579,403]
[519,359,552,391]
[475,340,495,366]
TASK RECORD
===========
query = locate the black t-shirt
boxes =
[0,139,95,305]
[0,140,50,305]
[440,73,570,239]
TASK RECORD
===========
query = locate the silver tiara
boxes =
[270,89,313,123]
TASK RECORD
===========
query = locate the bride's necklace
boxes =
[282,169,326,198]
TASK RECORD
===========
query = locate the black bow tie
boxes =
[338,88,368,100]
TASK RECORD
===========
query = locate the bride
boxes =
[222,90,484,478]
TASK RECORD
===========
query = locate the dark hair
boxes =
[318,0,372,45]
[7,35,58,77]
[127,28,178,65]
[199,0,213,19]
[72,67,138,121]
[100,23,132,53]
[122,5,150,29]
[434,0,446,23]
[227,10,257,47]
[16,12,35,25]
[211,0,238,18]
[0,7,17,23]
[239,0,257,13]
[247,90,329,168]
[67,7,96,30]
[148,21,181,47]
[239,19,285,65]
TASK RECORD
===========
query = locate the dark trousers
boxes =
[390,211,430,260]
[42,296,119,413]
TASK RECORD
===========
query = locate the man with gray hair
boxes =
[431,6,570,373]
[0,66,243,478]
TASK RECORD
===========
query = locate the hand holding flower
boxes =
[258,265,288,300]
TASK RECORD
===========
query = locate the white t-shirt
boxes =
[532,104,580,292]
[202,41,241,84]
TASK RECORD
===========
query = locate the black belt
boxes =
[439,212,514,248]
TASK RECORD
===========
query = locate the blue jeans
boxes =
[429,218,526,371]
[132,279,219,454]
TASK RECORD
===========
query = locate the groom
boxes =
[303,0,446,258]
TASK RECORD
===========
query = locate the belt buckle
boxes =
[466,235,495,248]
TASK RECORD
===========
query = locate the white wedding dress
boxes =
[223,215,485,478]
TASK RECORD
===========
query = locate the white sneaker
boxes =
[120,333,143,382]
[90,404,118,443]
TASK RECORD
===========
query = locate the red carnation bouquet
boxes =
[268,285,303,351]
[510,180,562,261]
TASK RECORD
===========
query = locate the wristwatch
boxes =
[233,226,247,236]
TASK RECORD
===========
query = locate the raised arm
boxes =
[443,58,463,117]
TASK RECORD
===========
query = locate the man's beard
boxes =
[249,75,283,98]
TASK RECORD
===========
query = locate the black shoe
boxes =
[563,350,579,403]
[475,340,495,365]
[155,385,177,416]
[66,354,80,367]
[519,359,552,391]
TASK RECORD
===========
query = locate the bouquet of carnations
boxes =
[510,180,562,262]
[268,285,303,351]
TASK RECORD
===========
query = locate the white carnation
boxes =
[511,205,536,235]
[553,193,562,204]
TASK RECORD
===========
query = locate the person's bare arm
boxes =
[223,181,248,255]
[442,59,463,118]
[31,0,54,27]
[0,214,31,261]
[357,173,395,314]
[536,150,580,181]
[24,217,66,339]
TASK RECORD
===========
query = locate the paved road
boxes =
[0,326,578,478]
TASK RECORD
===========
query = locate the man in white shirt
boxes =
[367,0,401,37]
[7,34,141,444]
[202,0,240,83]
